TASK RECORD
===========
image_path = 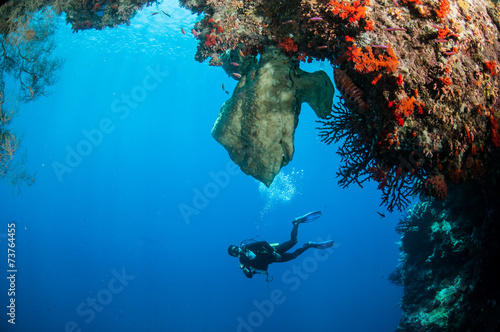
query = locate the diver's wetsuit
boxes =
[239,223,308,276]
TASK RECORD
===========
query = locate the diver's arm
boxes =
[240,265,253,278]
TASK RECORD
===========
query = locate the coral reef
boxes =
[58,0,156,32]
[179,0,500,329]
[212,46,333,186]
[391,182,500,331]
[0,6,62,187]
[0,0,157,34]
[0,0,499,329]
[315,0,500,211]
[181,0,500,207]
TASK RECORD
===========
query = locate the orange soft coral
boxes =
[364,20,374,31]
[347,44,398,74]
[277,37,298,53]
[435,0,450,19]
[329,0,368,23]
[394,96,417,117]
[205,34,217,47]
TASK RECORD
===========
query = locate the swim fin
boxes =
[305,240,334,249]
[293,210,322,225]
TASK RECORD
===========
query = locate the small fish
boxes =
[239,49,245,57]
[181,27,186,35]
[232,73,242,78]
[222,83,225,91]
[386,27,407,31]
[162,10,171,17]
[225,91,229,94]
[377,211,386,218]
[372,45,388,48]
[443,51,457,55]
[230,62,240,66]
[151,12,159,15]
[309,17,323,21]
[317,45,328,49]
[191,29,199,37]
[282,20,294,25]
[434,39,448,43]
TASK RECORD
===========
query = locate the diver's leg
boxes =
[274,223,299,254]
[279,247,309,262]
[290,222,299,241]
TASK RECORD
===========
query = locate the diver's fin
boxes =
[305,240,334,249]
[293,210,322,224]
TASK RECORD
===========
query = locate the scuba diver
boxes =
[228,211,334,280]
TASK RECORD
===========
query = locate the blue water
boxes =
[1,1,403,331]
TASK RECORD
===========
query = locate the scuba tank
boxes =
[240,236,259,248]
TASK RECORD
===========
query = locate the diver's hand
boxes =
[245,250,256,260]
[273,251,282,261]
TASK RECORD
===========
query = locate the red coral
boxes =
[490,116,500,147]
[396,73,404,85]
[329,0,368,23]
[364,20,374,31]
[394,96,417,117]
[371,73,382,85]
[368,166,388,190]
[435,0,450,19]
[205,34,217,47]
[277,37,298,53]
[438,76,453,85]
[425,174,447,200]
[347,44,398,74]
[437,26,452,39]
[485,61,498,76]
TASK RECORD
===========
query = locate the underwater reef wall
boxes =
[2,0,499,329]
[180,0,500,208]
[391,182,500,331]
[178,0,500,330]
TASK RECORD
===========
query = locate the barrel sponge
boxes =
[212,47,334,186]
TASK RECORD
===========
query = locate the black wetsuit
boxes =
[239,223,309,277]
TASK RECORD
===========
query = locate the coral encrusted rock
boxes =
[212,46,334,186]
